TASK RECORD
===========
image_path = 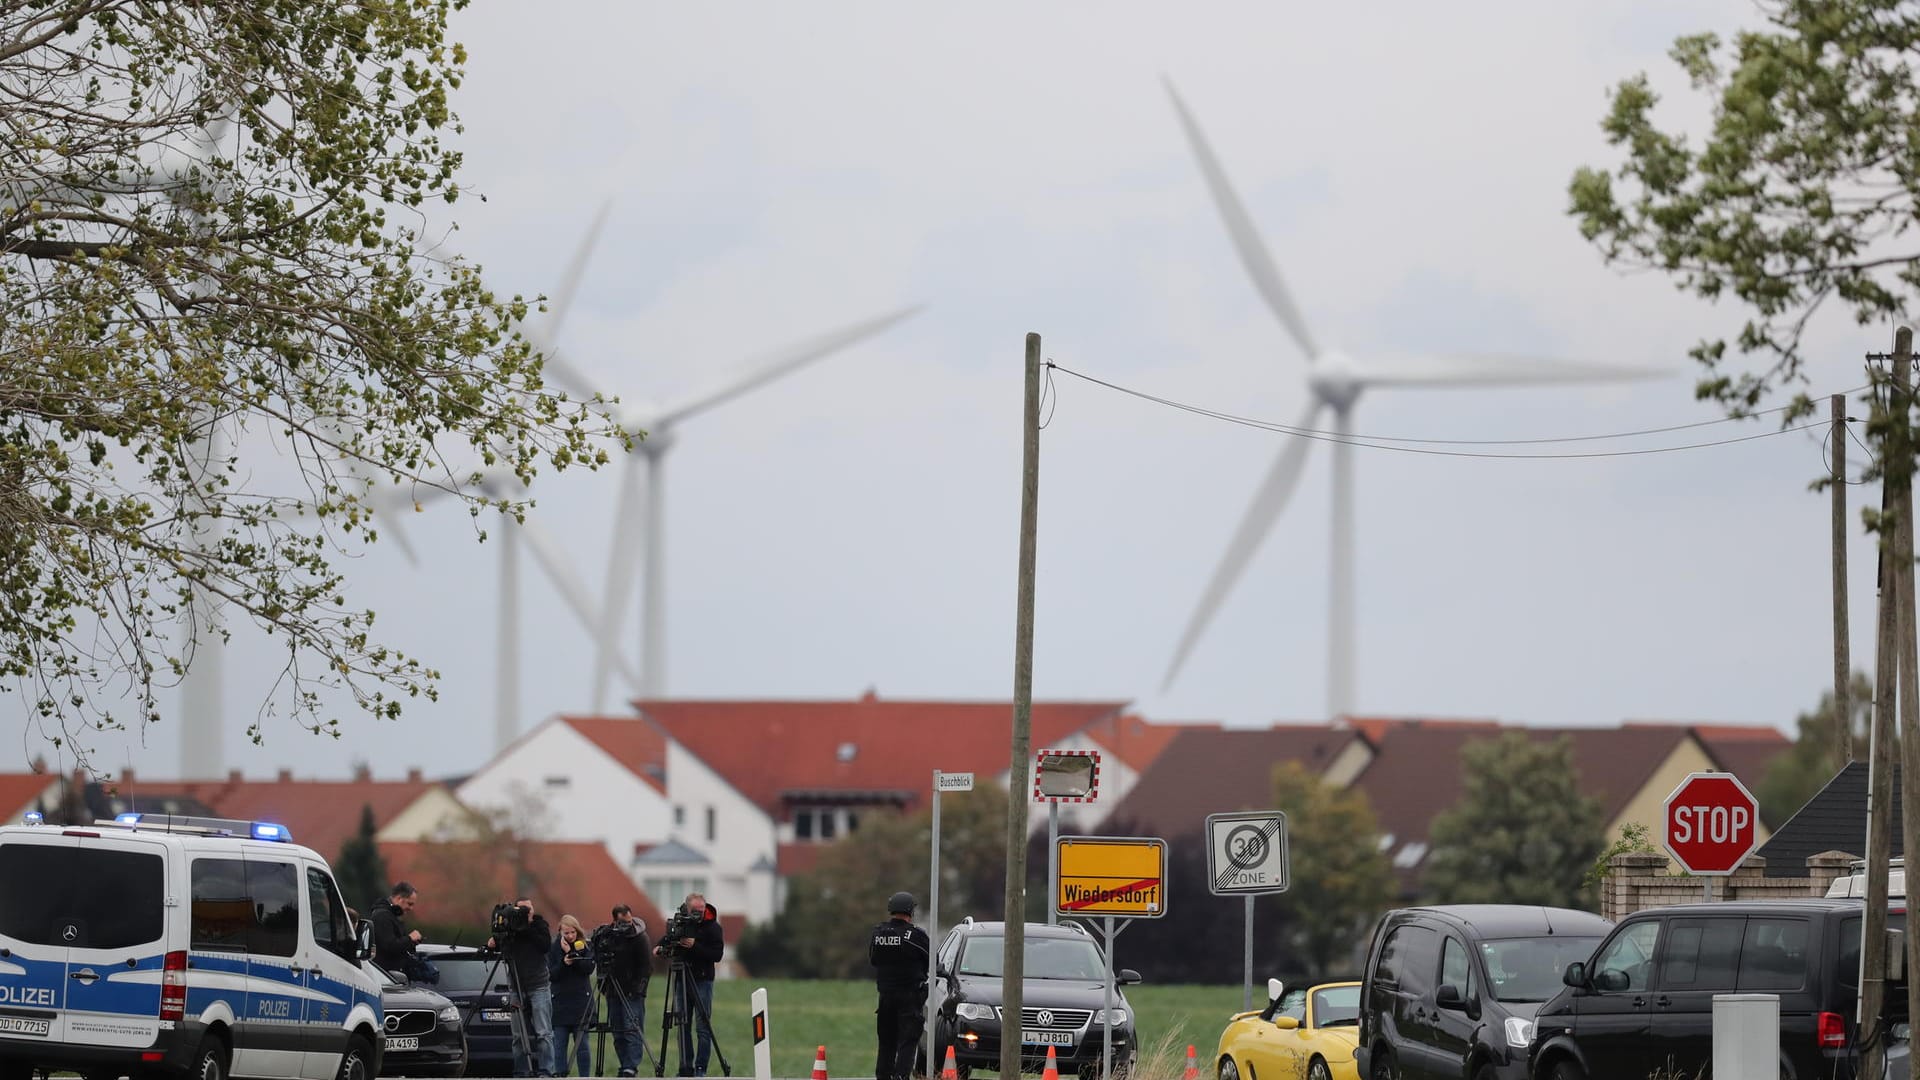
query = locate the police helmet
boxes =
[887,891,917,915]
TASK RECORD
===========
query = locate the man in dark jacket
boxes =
[370,882,421,974]
[488,898,555,1078]
[598,904,653,1077]
[655,892,724,1076]
[869,892,931,1080]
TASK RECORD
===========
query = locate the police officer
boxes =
[869,891,931,1080]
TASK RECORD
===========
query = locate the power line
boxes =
[1045,361,1846,462]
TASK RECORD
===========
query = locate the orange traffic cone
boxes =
[1182,1046,1199,1080]
[941,1046,959,1080]
[811,1046,828,1080]
[1041,1045,1060,1080]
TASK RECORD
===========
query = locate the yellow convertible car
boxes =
[1213,979,1361,1080]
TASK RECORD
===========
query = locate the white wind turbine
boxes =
[530,303,922,711]
[1160,80,1660,718]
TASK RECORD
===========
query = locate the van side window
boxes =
[190,857,250,951]
[246,859,300,957]
[306,867,353,958]
[1737,917,1809,992]
[1441,936,1470,995]
[1592,921,1660,992]
[1658,917,1742,990]
[1397,927,1441,998]
[1835,918,1862,990]
[1374,927,1404,987]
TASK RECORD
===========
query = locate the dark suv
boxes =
[1353,905,1611,1080]
[1529,899,1907,1080]
[933,919,1141,1080]
[418,944,520,1077]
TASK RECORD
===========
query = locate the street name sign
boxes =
[1054,836,1168,918]
[1205,811,1289,896]
[935,772,975,792]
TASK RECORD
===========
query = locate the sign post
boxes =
[928,770,973,1072]
[1055,836,1165,1080]
[1034,749,1101,926]
[1205,812,1290,1010]
[750,987,771,1080]
[1662,772,1760,902]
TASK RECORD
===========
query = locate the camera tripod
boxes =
[656,956,730,1077]
[475,947,539,1076]
[586,971,658,1077]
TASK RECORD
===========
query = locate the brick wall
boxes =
[1601,849,1856,920]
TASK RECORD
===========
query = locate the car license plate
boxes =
[0,1016,50,1037]
[1024,1032,1073,1046]
[386,1036,420,1052]
[481,1010,512,1023]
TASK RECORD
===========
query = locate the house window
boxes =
[846,811,860,833]
[794,810,814,840]
[543,776,571,790]
[820,811,838,841]
[705,807,716,843]
[673,805,685,827]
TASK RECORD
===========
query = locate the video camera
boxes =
[590,919,638,957]
[490,902,533,939]
[660,907,702,952]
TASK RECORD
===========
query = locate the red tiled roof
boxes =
[1344,716,1503,745]
[634,697,1130,815]
[0,773,57,818]
[1676,724,1791,795]
[118,775,443,864]
[1100,726,1367,837]
[1078,714,1215,773]
[561,716,668,794]
[380,839,667,936]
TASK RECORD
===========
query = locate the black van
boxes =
[1353,905,1611,1080]
[1528,898,1904,1080]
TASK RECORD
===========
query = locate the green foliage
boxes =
[739,787,1012,979]
[1270,761,1395,977]
[1571,1,1920,429]
[334,803,389,911]
[1585,820,1658,889]
[1424,733,1606,909]
[1760,672,1872,829]
[0,1,624,765]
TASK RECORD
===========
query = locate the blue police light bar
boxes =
[22,811,42,825]
[115,812,143,825]
[250,822,292,842]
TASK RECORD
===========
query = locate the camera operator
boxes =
[370,882,422,975]
[487,897,555,1078]
[654,892,723,1077]
[596,904,653,1078]
[868,892,930,1080]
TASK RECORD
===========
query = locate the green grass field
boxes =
[692,980,1247,1080]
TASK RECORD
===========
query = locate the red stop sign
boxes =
[1663,771,1760,875]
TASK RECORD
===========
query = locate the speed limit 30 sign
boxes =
[1205,811,1289,896]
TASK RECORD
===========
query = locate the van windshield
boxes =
[0,843,164,949]
[1482,936,1603,1002]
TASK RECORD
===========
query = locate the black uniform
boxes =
[869,917,931,1080]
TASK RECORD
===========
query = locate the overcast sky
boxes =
[17,0,1897,784]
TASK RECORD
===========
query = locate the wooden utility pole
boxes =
[1835,392,1854,764]
[1861,329,1909,1080]
[1001,333,1042,1078]
[1895,329,1920,1042]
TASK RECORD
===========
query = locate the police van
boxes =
[0,812,383,1080]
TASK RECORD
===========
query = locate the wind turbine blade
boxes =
[1354,353,1674,389]
[1164,77,1320,361]
[590,456,649,709]
[652,305,923,428]
[519,322,607,405]
[521,517,646,694]
[545,199,611,337]
[1163,400,1326,690]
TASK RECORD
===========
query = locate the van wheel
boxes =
[1368,1052,1397,1080]
[0,1062,36,1080]
[190,1038,229,1080]
[337,1035,373,1080]
[1550,1063,1587,1080]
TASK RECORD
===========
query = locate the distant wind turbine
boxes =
[1160,79,1661,718]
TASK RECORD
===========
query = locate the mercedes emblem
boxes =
[60,925,77,942]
